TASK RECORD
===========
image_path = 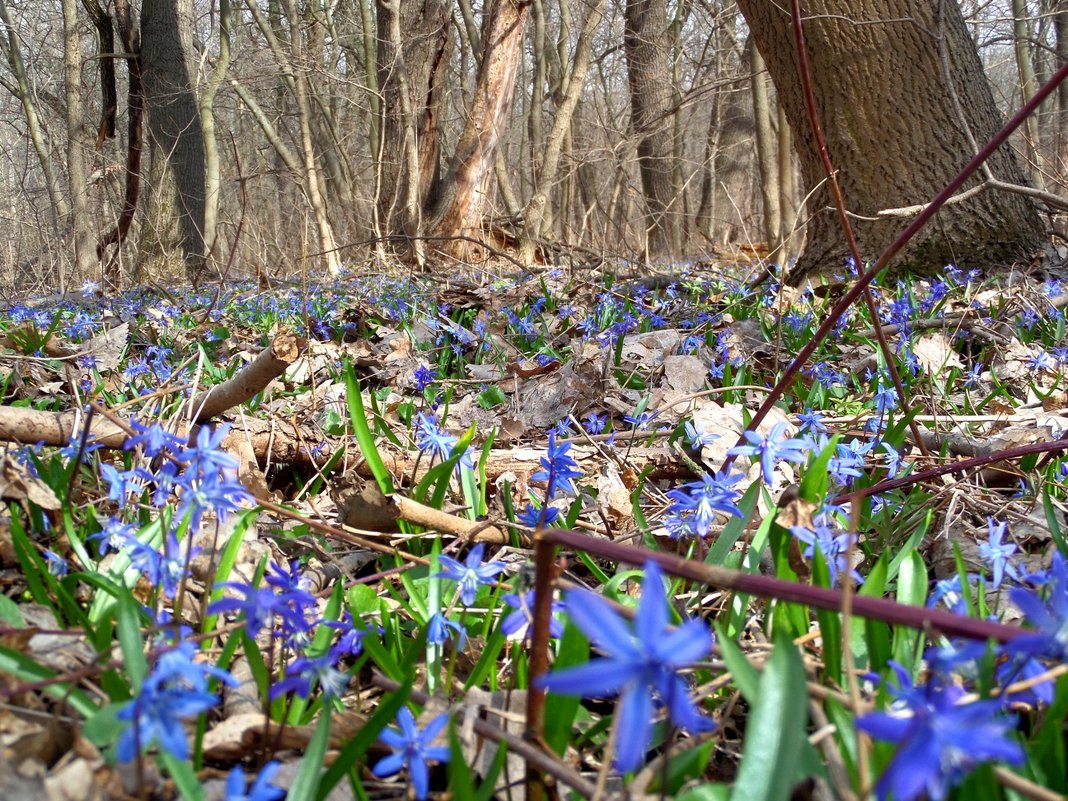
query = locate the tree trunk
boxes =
[61,0,95,289]
[282,0,341,277]
[735,0,1045,283]
[624,0,682,259]
[750,39,781,256]
[376,0,452,262]
[428,0,531,262]
[140,0,207,281]
[520,0,606,264]
[1013,0,1044,187]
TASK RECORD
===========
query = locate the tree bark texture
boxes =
[140,0,207,280]
[61,0,95,287]
[428,0,531,262]
[376,0,452,258]
[735,0,1045,282]
[624,0,683,259]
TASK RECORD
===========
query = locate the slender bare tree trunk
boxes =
[1013,0,1045,187]
[1055,2,1068,186]
[61,0,94,289]
[777,101,801,261]
[282,0,341,277]
[624,0,682,258]
[0,0,68,234]
[428,0,531,262]
[376,0,452,265]
[200,0,234,262]
[750,39,781,256]
[520,0,606,264]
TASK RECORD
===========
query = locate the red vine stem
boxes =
[729,58,1068,456]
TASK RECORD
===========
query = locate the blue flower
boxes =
[726,422,808,485]
[372,708,451,801]
[413,364,437,392]
[126,532,200,600]
[1008,550,1068,661]
[583,412,606,434]
[683,420,719,449]
[269,654,349,700]
[43,549,68,577]
[796,409,827,435]
[427,612,466,646]
[224,761,286,801]
[179,423,240,476]
[434,544,507,607]
[530,432,583,500]
[978,518,1018,589]
[208,583,307,637]
[536,561,715,772]
[413,413,473,471]
[124,421,184,457]
[116,644,233,762]
[856,664,1023,801]
[501,590,564,641]
[789,519,864,586]
[664,469,744,538]
[100,464,142,508]
[117,684,218,762]
[517,502,560,528]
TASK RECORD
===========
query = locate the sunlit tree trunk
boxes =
[61,0,94,289]
[428,0,531,262]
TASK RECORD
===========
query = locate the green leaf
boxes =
[707,482,761,565]
[544,622,588,755]
[288,706,332,801]
[715,629,760,703]
[649,740,716,794]
[812,551,842,685]
[892,550,927,666]
[448,723,477,798]
[344,363,393,495]
[116,593,148,688]
[678,786,730,801]
[316,688,411,801]
[160,751,205,801]
[201,509,261,635]
[1043,486,1068,556]
[0,594,23,625]
[730,632,809,801]
[0,646,98,717]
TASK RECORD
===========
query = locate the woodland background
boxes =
[0,0,1066,292]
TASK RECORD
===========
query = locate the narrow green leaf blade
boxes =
[730,632,809,801]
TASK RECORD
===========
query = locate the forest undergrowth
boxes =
[0,258,1067,801]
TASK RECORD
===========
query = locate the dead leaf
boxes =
[0,458,60,510]
[912,332,963,373]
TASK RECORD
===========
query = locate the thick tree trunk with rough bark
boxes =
[376,0,451,261]
[624,0,682,259]
[735,0,1045,283]
[428,0,531,262]
[140,0,207,281]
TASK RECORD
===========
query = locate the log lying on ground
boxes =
[0,404,693,484]
[0,405,324,465]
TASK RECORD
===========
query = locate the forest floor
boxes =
[0,258,1065,801]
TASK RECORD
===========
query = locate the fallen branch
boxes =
[187,331,307,422]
